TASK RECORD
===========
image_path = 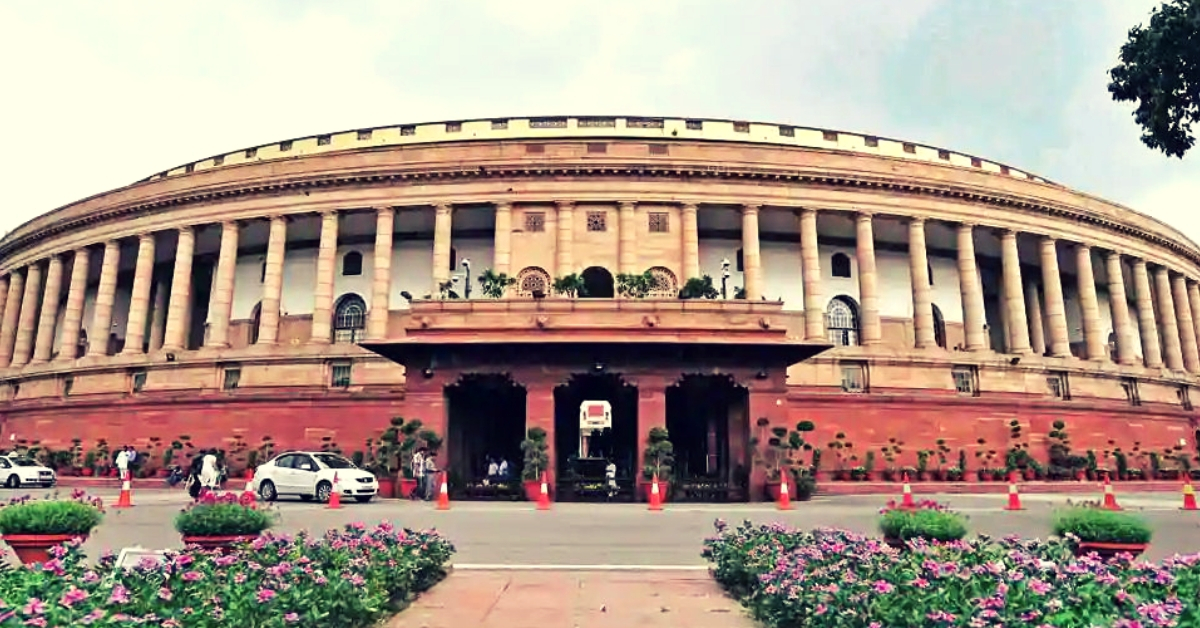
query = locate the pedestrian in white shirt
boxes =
[115,449,130,481]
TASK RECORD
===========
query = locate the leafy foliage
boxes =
[1053,507,1153,545]
[878,507,968,543]
[641,426,675,481]
[0,523,455,628]
[552,273,587,297]
[0,491,104,536]
[615,270,655,298]
[678,276,720,299]
[1109,0,1200,157]
[174,492,275,537]
[477,269,516,299]
[520,427,550,481]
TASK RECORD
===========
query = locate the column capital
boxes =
[268,214,291,224]
[619,200,637,211]
[958,221,976,231]
[138,233,156,244]
[176,225,194,236]
[855,210,873,220]
[681,202,698,213]
[908,216,926,226]
[741,203,761,215]
[372,206,391,214]
[554,200,574,210]
[1074,241,1091,252]
[1105,250,1123,262]
[494,200,513,211]
[1039,234,1057,245]
[999,228,1019,238]
[321,209,340,221]
[434,202,453,214]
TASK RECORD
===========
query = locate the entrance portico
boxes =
[363,299,831,500]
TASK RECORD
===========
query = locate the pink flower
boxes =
[1028,579,1051,595]
[158,587,173,601]
[284,613,300,623]
[59,586,89,608]
[21,599,45,616]
[256,588,277,603]
[108,585,130,605]
[872,580,894,594]
[183,571,204,582]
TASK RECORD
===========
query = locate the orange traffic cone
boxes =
[536,471,551,511]
[900,472,915,509]
[1101,475,1123,511]
[243,469,256,500]
[648,473,663,511]
[1182,479,1197,511]
[113,477,133,509]
[326,472,342,510]
[436,471,451,510]
[1004,471,1024,511]
[777,474,793,511]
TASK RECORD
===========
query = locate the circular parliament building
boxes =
[1,115,1198,498]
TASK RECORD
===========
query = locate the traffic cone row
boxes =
[113,477,133,509]
[1004,471,1024,511]
[648,473,663,511]
[326,472,342,510]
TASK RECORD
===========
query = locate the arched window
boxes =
[826,296,860,346]
[342,252,363,276]
[932,304,947,349]
[647,266,678,297]
[831,253,852,278]
[516,267,552,297]
[333,294,367,343]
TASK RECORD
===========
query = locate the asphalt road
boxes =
[3,488,1198,565]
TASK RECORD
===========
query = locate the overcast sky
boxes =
[2,0,1197,245]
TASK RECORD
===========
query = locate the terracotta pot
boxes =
[1074,542,1148,561]
[81,468,94,477]
[764,481,782,501]
[376,478,395,499]
[638,481,670,503]
[523,479,544,502]
[397,478,418,498]
[181,534,260,551]
[3,534,89,565]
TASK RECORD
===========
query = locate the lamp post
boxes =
[721,258,731,300]
[461,258,472,299]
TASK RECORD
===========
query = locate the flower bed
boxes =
[175,491,274,545]
[878,499,968,545]
[703,520,1200,627]
[0,522,455,627]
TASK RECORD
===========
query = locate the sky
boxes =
[1,0,1197,245]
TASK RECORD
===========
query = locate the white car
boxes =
[0,455,57,489]
[253,451,378,503]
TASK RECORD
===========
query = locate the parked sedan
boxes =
[0,455,57,489]
[252,452,378,503]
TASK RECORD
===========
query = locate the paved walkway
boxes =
[388,570,753,628]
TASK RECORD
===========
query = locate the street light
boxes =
[461,258,472,299]
[720,258,731,299]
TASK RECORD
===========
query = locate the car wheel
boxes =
[4,475,18,489]
[354,496,373,504]
[315,481,332,503]
[258,480,278,502]
[299,495,313,502]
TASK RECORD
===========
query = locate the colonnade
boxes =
[0,202,1199,376]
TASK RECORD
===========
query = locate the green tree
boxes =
[1109,0,1200,157]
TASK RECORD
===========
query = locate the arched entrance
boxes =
[554,372,638,499]
[580,266,615,298]
[444,373,527,497]
[666,374,750,501]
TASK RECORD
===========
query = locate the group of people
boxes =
[483,455,511,485]
[172,449,224,500]
[410,447,440,501]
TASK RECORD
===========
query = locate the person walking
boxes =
[411,447,426,500]
[187,452,205,500]
[423,451,439,501]
[115,447,130,482]
[199,449,220,492]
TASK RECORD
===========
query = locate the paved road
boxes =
[3,488,1197,565]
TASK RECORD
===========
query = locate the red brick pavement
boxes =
[388,570,753,628]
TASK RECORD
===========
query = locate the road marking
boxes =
[452,563,710,571]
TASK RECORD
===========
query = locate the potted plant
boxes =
[677,276,720,299]
[754,421,816,500]
[0,491,105,565]
[640,427,675,502]
[827,433,855,481]
[880,438,902,482]
[520,427,551,501]
[81,450,96,477]
[552,274,587,298]
[478,269,517,298]
[175,491,275,551]
[615,270,655,298]
[878,499,967,550]
[1052,506,1152,560]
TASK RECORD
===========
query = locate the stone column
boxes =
[205,221,239,348]
[149,277,168,352]
[908,218,935,348]
[1189,281,1200,363]
[88,240,121,357]
[1105,253,1136,365]
[311,211,340,345]
[1039,237,1070,358]
[1154,267,1185,371]
[1075,244,1106,361]
[257,217,287,345]
[619,201,637,275]
[636,374,668,474]
[741,204,763,301]
[555,201,574,278]
[681,203,700,281]
[0,276,8,340]
[855,212,881,345]
[1132,260,1163,368]
[370,207,393,339]
[162,227,196,351]
[31,256,64,364]
[493,202,512,277]
[1025,282,1047,356]
[57,249,89,363]
[0,271,24,365]
[1171,273,1200,372]
[121,234,156,356]
[1000,230,1032,354]
[431,203,452,295]
[956,224,987,351]
[800,208,824,340]
[11,263,44,367]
